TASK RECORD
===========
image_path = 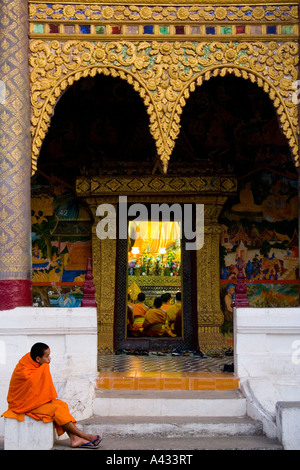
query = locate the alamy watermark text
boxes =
[95,196,204,251]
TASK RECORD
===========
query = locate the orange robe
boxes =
[141,308,167,337]
[130,302,149,335]
[162,302,172,312]
[1,352,76,436]
[133,302,148,318]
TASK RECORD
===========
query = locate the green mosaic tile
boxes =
[95,25,105,34]
[33,24,44,34]
[159,26,169,35]
[221,26,232,35]
[282,25,294,34]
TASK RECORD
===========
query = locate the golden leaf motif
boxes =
[29,39,299,173]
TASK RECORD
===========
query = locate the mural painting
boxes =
[31,182,92,307]
[220,169,299,344]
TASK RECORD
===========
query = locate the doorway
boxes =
[114,204,198,352]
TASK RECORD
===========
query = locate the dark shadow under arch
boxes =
[37,74,157,185]
[170,75,295,178]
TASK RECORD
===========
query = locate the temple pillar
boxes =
[196,198,229,353]
[89,201,117,354]
[0,0,32,309]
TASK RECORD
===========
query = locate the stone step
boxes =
[53,390,283,450]
[54,434,282,451]
[93,389,247,417]
[77,415,263,438]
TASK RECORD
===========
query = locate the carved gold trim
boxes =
[30,39,299,174]
[196,201,230,352]
[76,175,238,195]
[0,0,32,280]
[28,2,299,23]
[91,222,116,354]
[128,275,181,287]
[28,1,300,5]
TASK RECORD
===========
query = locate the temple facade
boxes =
[0,0,299,355]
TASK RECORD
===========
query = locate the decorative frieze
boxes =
[28,3,299,39]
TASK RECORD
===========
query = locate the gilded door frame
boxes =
[76,182,237,353]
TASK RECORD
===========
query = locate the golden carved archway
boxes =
[30,39,299,173]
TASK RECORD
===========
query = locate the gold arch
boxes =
[30,40,299,174]
[30,64,161,174]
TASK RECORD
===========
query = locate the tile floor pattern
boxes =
[98,353,234,373]
[97,353,238,391]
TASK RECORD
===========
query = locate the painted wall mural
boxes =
[220,169,299,344]
[31,184,92,307]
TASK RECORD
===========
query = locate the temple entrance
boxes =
[32,71,298,357]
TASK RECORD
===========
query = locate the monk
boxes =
[131,292,149,335]
[166,292,181,333]
[161,293,172,312]
[140,297,167,337]
[127,294,134,326]
[1,342,102,449]
[133,292,148,319]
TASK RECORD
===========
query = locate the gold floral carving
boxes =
[30,39,299,174]
[28,2,299,23]
[30,0,300,4]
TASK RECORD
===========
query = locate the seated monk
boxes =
[161,293,172,312]
[140,297,168,337]
[173,308,182,337]
[166,292,181,333]
[1,342,102,449]
[127,294,134,327]
[131,292,149,334]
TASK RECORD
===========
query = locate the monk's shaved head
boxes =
[30,342,49,362]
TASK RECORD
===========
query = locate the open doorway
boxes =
[114,203,198,352]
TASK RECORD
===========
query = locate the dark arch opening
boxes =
[35,74,157,186]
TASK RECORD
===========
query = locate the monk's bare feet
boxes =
[70,434,102,448]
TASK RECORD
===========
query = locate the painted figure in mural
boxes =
[1,343,102,449]
[224,283,235,322]
[221,283,235,346]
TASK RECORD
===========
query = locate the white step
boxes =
[72,415,282,450]
[55,434,282,450]
[78,415,262,438]
[93,389,247,417]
